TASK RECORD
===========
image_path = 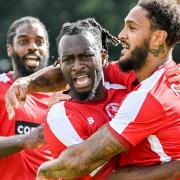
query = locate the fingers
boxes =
[5,88,20,120]
[48,92,71,108]
[167,65,180,90]
[4,78,29,120]
[168,75,180,83]
[167,64,180,76]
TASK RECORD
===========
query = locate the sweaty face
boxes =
[58,32,103,101]
[9,23,49,76]
[118,6,152,71]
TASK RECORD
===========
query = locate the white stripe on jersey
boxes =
[0,73,10,83]
[109,67,164,134]
[148,135,171,163]
[47,101,84,147]
[104,81,127,90]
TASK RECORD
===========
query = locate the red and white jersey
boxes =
[0,72,53,180]
[103,61,136,92]
[108,60,180,168]
[44,82,127,180]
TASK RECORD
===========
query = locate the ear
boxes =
[7,44,13,57]
[101,49,109,65]
[150,30,168,47]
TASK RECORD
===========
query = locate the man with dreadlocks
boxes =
[37,17,127,180]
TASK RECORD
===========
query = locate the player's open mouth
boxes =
[120,41,130,55]
[24,55,40,67]
[73,74,92,89]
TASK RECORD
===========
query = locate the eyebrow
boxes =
[17,35,45,39]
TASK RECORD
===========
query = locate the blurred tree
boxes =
[0,0,179,73]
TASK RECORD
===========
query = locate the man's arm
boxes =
[0,125,45,158]
[5,65,67,119]
[37,125,126,179]
[37,126,180,180]
[107,160,180,180]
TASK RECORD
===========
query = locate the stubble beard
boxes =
[12,52,48,76]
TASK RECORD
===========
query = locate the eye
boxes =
[62,57,74,64]
[80,52,95,60]
[128,25,136,31]
[36,39,45,46]
[18,39,28,45]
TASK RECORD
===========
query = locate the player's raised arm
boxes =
[5,64,67,120]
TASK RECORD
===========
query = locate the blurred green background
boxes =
[0,0,179,72]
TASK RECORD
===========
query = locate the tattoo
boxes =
[31,76,53,91]
[149,43,165,57]
[29,66,66,93]
[38,125,127,179]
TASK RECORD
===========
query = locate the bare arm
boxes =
[27,65,66,93]
[107,161,180,180]
[0,125,45,158]
[37,124,180,180]
[37,125,126,179]
[5,65,67,119]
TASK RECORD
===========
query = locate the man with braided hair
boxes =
[37,18,128,180]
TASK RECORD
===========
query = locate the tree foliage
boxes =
[0,0,179,72]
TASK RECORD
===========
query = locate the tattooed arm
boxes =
[37,125,180,180]
[5,65,67,120]
[37,125,126,179]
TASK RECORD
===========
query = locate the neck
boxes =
[9,69,22,80]
[136,49,172,82]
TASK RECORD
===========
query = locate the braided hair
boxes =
[57,18,119,52]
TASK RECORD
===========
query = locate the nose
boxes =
[118,28,127,41]
[72,57,85,72]
[28,42,38,51]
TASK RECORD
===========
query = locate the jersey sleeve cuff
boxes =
[107,124,132,149]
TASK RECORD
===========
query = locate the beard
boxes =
[118,39,149,72]
[12,52,49,76]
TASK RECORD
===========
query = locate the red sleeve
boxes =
[108,92,167,148]
[103,61,136,92]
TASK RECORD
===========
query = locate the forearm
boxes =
[28,65,66,93]
[0,135,25,158]
[107,160,180,180]
[38,125,126,179]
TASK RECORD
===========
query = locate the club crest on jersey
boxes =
[105,103,120,118]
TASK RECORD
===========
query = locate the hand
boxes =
[5,76,31,120]
[48,91,71,108]
[36,162,59,180]
[21,124,46,149]
[167,64,180,90]
[36,176,58,180]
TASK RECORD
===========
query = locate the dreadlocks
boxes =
[57,18,119,52]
